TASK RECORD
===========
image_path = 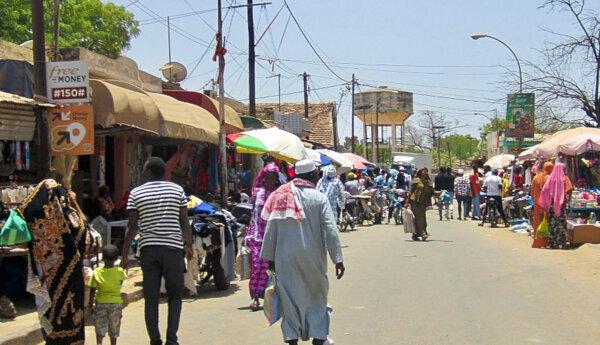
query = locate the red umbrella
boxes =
[342,152,374,170]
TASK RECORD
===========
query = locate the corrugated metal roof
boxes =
[0,90,54,107]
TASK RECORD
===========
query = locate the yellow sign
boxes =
[48,105,94,156]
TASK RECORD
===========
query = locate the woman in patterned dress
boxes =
[246,163,281,311]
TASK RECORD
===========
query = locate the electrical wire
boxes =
[282,0,348,82]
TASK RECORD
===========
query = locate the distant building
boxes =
[253,101,336,148]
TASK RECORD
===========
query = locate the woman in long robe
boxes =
[538,163,573,249]
[246,163,281,311]
[21,179,90,345]
[531,162,554,248]
[316,165,344,220]
[407,168,437,241]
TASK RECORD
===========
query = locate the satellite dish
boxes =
[160,62,188,83]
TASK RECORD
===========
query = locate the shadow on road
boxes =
[403,239,454,243]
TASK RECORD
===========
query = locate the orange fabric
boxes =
[531,162,554,234]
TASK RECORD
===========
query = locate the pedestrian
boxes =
[469,166,482,220]
[538,162,574,249]
[344,172,360,197]
[434,167,453,221]
[121,157,194,345]
[247,163,281,311]
[261,159,345,345]
[454,169,471,220]
[531,162,554,237]
[480,169,509,227]
[89,245,128,345]
[317,165,345,220]
[407,167,438,241]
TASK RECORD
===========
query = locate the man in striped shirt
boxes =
[121,157,193,345]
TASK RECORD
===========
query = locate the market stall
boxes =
[529,127,600,244]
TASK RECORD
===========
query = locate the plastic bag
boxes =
[0,210,31,246]
[403,208,416,234]
[536,216,549,238]
[236,244,251,281]
[263,271,282,326]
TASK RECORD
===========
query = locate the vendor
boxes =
[93,185,115,220]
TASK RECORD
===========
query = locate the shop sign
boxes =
[46,60,90,104]
[505,93,535,138]
[48,105,94,156]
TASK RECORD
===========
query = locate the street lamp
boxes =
[471,33,523,93]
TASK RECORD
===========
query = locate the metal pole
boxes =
[351,74,356,153]
[303,72,309,118]
[217,0,228,208]
[167,16,172,63]
[475,35,523,93]
[248,0,256,117]
[32,0,49,179]
[277,73,281,111]
[332,104,339,149]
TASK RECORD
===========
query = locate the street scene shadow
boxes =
[403,239,454,243]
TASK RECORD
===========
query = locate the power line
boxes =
[241,82,346,101]
[282,0,348,82]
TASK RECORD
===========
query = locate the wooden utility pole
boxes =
[32,0,49,179]
[351,73,356,153]
[267,73,281,111]
[303,72,309,118]
[217,0,228,208]
[247,0,256,117]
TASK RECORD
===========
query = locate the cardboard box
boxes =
[571,224,600,244]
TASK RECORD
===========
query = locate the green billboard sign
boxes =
[505,93,535,138]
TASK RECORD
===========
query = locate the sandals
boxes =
[250,299,261,311]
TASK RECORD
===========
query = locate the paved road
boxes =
[84,212,600,345]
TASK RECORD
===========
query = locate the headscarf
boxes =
[539,162,567,215]
[253,163,280,197]
[317,165,337,195]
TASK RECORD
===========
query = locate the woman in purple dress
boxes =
[247,163,281,311]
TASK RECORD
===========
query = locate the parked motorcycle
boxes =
[338,191,357,232]
[190,212,237,291]
[479,195,499,228]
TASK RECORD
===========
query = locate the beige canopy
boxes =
[90,79,219,144]
[533,127,600,158]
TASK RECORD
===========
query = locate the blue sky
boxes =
[111,0,595,139]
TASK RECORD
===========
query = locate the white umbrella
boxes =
[317,149,353,173]
[229,127,308,163]
[485,154,516,169]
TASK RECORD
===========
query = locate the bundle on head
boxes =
[51,155,77,190]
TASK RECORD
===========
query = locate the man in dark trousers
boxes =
[434,167,453,220]
[121,157,194,345]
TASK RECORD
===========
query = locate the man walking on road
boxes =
[454,169,471,220]
[261,159,345,345]
[121,157,194,345]
[469,166,482,220]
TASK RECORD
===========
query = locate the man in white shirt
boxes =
[481,169,509,226]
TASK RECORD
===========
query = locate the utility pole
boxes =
[32,0,49,179]
[303,72,309,118]
[332,104,339,150]
[52,0,61,60]
[351,73,356,153]
[217,0,228,208]
[247,0,256,117]
[447,141,452,168]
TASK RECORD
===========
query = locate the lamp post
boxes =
[471,33,523,93]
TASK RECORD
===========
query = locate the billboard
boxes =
[505,93,535,138]
[48,105,94,156]
[46,60,90,104]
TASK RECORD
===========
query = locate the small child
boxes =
[89,244,127,345]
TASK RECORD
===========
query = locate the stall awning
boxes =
[0,91,54,141]
[91,80,219,144]
[163,90,243,134]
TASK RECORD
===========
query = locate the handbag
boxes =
[235,241,251,281]
[263,271,282,325]
[0,210,31,246]
[402,208,416,234]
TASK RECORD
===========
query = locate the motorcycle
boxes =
[338,191,357,232]
[479,194,499,228]
[354,188,382,225]
[190,212,237,291]
[387,189,406,225]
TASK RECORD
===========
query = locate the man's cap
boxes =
[457,169,464,175]
[295,159,317,175]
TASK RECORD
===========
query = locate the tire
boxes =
[394,209,403,225]
[209,249,230,291]
[490,208,498,228]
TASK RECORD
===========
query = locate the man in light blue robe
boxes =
[261,159,345,345]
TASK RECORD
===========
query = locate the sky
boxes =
[110,0,597,141]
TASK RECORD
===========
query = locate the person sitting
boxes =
[94,186,115,220]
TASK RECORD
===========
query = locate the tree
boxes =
[528,0,600,127]
[0,0,139,59]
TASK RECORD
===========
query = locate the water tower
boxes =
[354,87,413,163]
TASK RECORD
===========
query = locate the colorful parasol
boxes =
[317,149,354,173]
[227,127,308,163]
[342,152,374,170]
[306,148,332,166]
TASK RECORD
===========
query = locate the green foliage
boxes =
[434,134,480,168]
[481,118,507,137]
[0,0,139,59]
